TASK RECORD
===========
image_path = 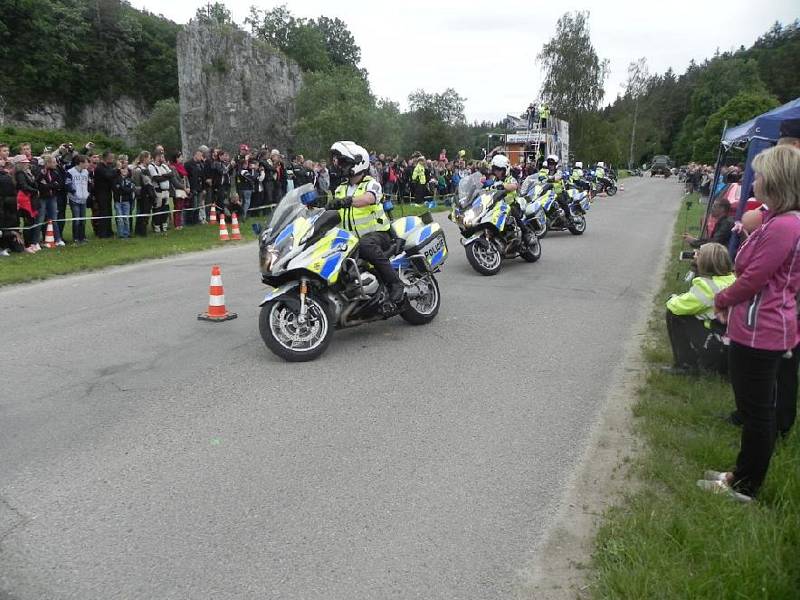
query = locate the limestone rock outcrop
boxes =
[177,21,302,155]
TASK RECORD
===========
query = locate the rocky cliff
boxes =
[5,96,149,144]
[177,21,303,156]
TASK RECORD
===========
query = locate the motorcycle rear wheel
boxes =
[465,240,502,276]
[568,215,587,236]
[400,275,441,325]
[259,293,334,362]
[519,234,542,262]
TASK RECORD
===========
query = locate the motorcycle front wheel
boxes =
[259,293,334,362]
[606,185,618,196]
[465,240,502,276]
[568,215,587,236]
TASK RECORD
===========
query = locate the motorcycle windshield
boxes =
[457,172,484,209]
[265,183,319,243]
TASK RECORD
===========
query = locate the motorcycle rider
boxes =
[594,161,613,192]
[327,141,405,304]
[538,154,572,223]
[569,161,590,192]
[487,154,526,230]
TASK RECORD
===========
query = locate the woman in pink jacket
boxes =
[699,144,800,501]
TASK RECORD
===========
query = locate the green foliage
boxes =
[0,0,179,117]
[195,1,233,25]
[538,12,609,129]
[590,20,800,167]
[0,125,132,157]
[693,90,779,163]
[133,99,181,155]
[245,4,358,73]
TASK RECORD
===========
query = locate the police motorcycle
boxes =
[523,173,590,236]
[451,171,542,276]
[590,162,618,197]
[257,183,448,361]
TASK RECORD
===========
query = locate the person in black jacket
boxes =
[184,150,207,225]
[93,151,117,238]
[683,198,734,249]
[15,157,40,250]
[37,155,65,245]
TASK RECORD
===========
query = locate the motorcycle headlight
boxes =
[260,244,279,273]
[463,209,477,227]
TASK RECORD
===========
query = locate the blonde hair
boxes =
[695,242,733,277]
[136,150,151,164]
[752,144,800,214]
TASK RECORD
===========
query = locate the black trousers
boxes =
[665,311,728,374]
[359,231,401,288]
[729,341,783,497]
[776,342,800,436]
[95,192,113,237]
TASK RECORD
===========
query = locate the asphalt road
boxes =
[1,177,680,599]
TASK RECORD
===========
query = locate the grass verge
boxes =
[591,194,800,598]
[0,215,257,286]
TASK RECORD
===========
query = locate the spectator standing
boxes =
[113,155,134,239]
[148,151,172,233]
[316,160,330,197]
[701,145,800,502]
[411,157,429,204]
[132,151,154,237]
[237,158,258,220]
[36,155,65,246]
[0,153,22,254]
[93,151,117,238]
[684,198,734,249]
[168,152,189,230]
[66,156,90,244]
[185,150,206,225]
[15,156,40,252]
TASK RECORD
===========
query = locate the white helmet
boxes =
[575,161,583,168]
[330,141,369,177]
[490,154,510,172]
[546,154,559,164]
[597,161,605,168]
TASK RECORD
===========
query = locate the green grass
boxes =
[1,210,259,286]
[591,195,800,598]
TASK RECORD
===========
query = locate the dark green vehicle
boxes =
[650,155,671,177]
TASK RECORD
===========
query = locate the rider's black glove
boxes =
[328,196,353,210]
[492,181,505,191]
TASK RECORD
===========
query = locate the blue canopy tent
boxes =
[720,97,800,253]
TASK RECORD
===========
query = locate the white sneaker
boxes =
[696,479,753,503]
[0,249,10,256]
[703,470,732,483]
[56,240,66,247]
[33,243,41,251]
[24,246,37,254]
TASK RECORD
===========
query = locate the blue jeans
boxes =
[241,189,252,220]
[70,201,87,241]
[115,201,131,237]
[41,196,62,241]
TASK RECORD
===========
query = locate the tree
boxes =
[405,89,467,156]
[134,98,181,154]
[312,16,361,70]
[692,90,779,163]
[625,57,649,169]
[195,2,233,25]
[537,11,609,133]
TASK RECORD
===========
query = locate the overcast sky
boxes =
[131,0,798,122]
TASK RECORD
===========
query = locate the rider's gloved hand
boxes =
[492,181,505,190]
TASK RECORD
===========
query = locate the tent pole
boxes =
[700,120,728,241]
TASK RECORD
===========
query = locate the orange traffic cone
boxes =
[197,265,238,322]
[43,220,56,248]
[620,182,625,192]
[218,214,229,241]
[230,212,242,240]
[209,204,218,224]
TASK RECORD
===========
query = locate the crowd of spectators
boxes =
[666,132,800,504]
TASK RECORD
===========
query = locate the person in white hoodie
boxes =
[148,151,172,233]
[67,155,90,243]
